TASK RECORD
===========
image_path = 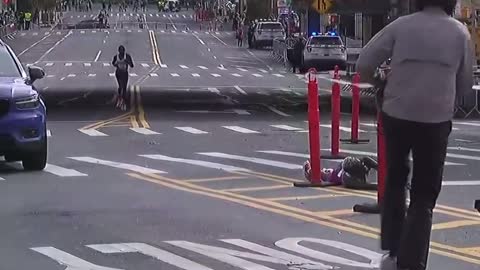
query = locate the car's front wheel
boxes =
[22,136,47,171]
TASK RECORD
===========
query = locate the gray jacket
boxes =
[356,7,474,123]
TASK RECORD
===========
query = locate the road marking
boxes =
[141,155,250,172]
[68,157,166,174]
[197,152,303,169]
[171,30,176,33]
[252,73,263,77]
[269,194,349,201]
[141,63,150,67]
[0,177,4,181]
[233,109,250,115]
[36,31,72,63]
[160,64,168,68]
[130,128,160,135]
[44,164,87,177]
[234,85,247,95]
[67,74,76,77]
[150,73,158,77]
[103,62,110,67]
[223,126,259,134]
[442,180,480,186]
[192,73,200,77]
[454,121,480,127]
[175,127,209,134]
[46,75,55,78]
[258,69,268,73]
[31,247,122,270]
[232,73,242,77]
[198,66,208,70]
[186,176,247,183]
[109,73,115,77]
[360,122,376,127]
[265,106,291,117]
[319,148,466,166]
[180,65,189,69]
[94,50,101,62]
[78,129,108,136]
[257,150,309,158]
[448,146,480,153]
[432,220,480,230]
[129,73,138,77]
[320,124,366,133]
[171,73,180,77]
[237,68,248,72]
[88,74,96,77]
[270,125,303,131]
[46,130,52,137]
[207,87,220,94]
[223,185,289,192]
[218,65,227,70]
[45,62,54,66]
[211,73,221,77]
[88,243,214,270]
[65,63,72,66]
[273,74,285,77]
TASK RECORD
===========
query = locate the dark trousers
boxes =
[380,112,451,270]
[115,71,129,100]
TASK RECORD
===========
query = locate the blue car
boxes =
[0,39,47,170]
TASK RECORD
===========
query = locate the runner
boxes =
[112,45,134,111]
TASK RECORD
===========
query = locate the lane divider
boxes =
[148,30,162,66]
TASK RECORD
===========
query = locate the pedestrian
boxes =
[355,0,474,269]
[112,45,134,111]
[291,36,304,73]
[236,25,244,47]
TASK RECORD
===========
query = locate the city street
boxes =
[1,5,480,270]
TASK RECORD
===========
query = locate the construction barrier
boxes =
[341,73,370,144]
[271,38,287,66]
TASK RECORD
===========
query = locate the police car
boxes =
[302,32,347,71]
[252,19,285,49]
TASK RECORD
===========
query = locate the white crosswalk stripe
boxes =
[198,66,208,70]
[273,74,285,77]
[45,62,53,66]
[88,74,96,77]
[180,65,189,69]
[150,73,158,77]
[69,157,166,174]
[47,130,52,137]
[231,73,242,77]
[270,125,304,131]
[211,73,221,77]
[197,152,303,169]
[129,73,138,77]
[141,154,250,172]
[175,127,209,134]
[171,73,180,77]
[44,164,88,177]
[192,73,200,77]
[130,128,160,135]
[252,73,263,77]
[222,126,259,134]
[141,63,150,67]
[78,129,108,136]
[65,63,72,66]
[84,63,91,67]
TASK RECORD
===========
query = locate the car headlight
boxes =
[15,94,40,109]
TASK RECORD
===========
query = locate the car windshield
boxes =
[260,23,283,30]
[0,49,21,77]
[310,36,342,46]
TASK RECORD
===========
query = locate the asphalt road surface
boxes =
[1,5,480,270]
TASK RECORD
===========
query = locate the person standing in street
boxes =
[355,0,474,269]
[112,45,134,111]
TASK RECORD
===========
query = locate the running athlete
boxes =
[112,45,134,111]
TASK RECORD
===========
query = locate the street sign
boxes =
[312,0,332,14]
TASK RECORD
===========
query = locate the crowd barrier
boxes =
[271,38,288,66]
[0,24,17,39]
[55,21,223,32]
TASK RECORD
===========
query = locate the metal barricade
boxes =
[271,38,287,66]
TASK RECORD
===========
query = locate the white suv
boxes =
[302,34,347,71]
[252,21,285,49]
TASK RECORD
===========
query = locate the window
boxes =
[0,48,21,77]
[260,23,283,30]
[309,37,343,46]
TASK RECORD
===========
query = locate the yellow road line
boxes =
[459,247,480,257]
[128,172,480,265]
[221,185,290,193]
[266,194,350,201]
[130,115,139,128]
[136,85,150,128]
[81,112,132,130]
[102,124,131,127]
[434,208,480,222]
[186,176,248,183]
[316,209,360,216]
[148,30,159,65]
[432,220,480,230]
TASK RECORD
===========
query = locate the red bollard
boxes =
[295,69,340,188]
[322,65,345,160]
[341,73,370,144]
[352,111,385,214]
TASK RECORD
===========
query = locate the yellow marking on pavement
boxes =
[127,172,480,265]
[432,220,480,230]
[459,247,480,257]
[186,176,248,183]
[81,112,132,130]
[102,123,131,127]
[316,209,361,216]
[266,194,350,201]
[221,185,290,193]
[434,208,480,222]
[130,115,139,128]
[136,85,150,128]
[149,30,161,65]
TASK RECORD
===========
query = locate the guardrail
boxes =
[55,21,225,32]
